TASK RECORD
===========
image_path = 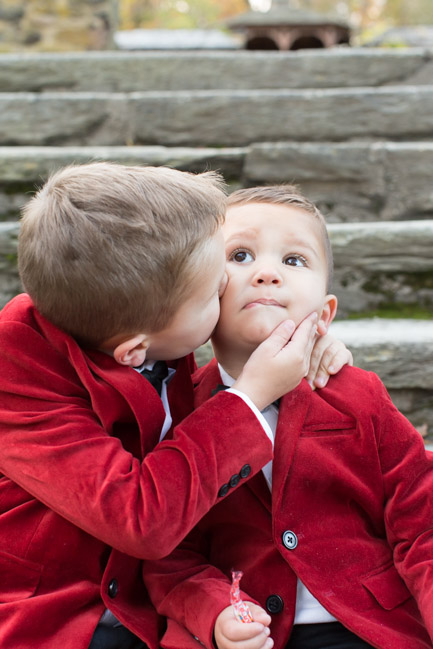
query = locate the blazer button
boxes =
[218,483,229,498]
[282,530,298,550]
[108,578,118,598]
[240,464,251,479]
[229,473,240,488]
[266,594,284,614]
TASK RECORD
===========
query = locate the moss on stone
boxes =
[347,304,433,319]
[362,270,433,295]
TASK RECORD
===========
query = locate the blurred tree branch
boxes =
[118,0,433,33]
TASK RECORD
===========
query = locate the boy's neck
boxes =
[212,344,253,381]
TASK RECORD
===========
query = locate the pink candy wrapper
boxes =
[230,570,254,623]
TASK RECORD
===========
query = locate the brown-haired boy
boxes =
[0,165,348,649]
[143,185,433,649]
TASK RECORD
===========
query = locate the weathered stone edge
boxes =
[2,88,433,146]
[0,48,433,91]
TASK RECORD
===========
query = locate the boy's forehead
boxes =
[224,201,318,239]
[223,201,329,270]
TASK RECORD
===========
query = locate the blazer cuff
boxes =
[226,388,274,446]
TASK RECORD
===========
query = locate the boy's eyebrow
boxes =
[225,229,322,260]
[224,228,259,246]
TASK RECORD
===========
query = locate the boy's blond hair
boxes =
[18,162,226,346]
[227,185,333,290]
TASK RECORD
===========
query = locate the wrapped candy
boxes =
[230,570,254,623]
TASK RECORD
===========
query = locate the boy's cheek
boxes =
[218,273,228,298]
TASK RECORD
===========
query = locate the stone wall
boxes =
[0,0,115,52]
[1,48,432,435]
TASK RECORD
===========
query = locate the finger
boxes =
[305,333,330,385]
[236,634,273,649]
[246,603,271,627]
[328,346,354,373]
[284,312,318,369]
[307,342,337,387]
[223,620,268,643]
[241,633,273,649]
[313,345,342,388]
[259,319,296,356]
[289,312,318,348]
[223,627,273,649]
[313,347,354,388]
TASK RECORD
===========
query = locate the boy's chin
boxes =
[241,321,279,347]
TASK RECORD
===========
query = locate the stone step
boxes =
[328,220,433,318]
[195,319,433,437]
[1,87,433,147]
[0,145,244,183]
[0,222,19,308]
[3,142,433,223]
[330,319,433,438]
[329,319,433,390]
[0,145,245,220]
[0,49,432,92]
[2,219,432,317]
[244,141,433,223]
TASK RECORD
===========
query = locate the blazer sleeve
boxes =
[143,525,257,649]
[373,373,433,637]
[0,320,273,560]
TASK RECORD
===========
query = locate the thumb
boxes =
[247,603,272,627]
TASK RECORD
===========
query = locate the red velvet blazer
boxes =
[0,296,272,649]
[144,359,433,649]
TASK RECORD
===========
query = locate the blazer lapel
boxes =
[85,349,166,457]
[272,380,312,513]
[192,358,223,406]
[166,355,196,434]
[246,471,272,512]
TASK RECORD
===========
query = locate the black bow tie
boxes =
[211,384,229,397]
[140,361,169,396]
[211,384,280,409]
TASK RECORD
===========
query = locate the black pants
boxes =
[286,622,374,649]
[88,622,148,649]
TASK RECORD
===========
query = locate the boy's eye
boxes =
[284,255,307,267]
[229,249,253,264]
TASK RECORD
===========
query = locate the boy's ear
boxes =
[113,334,150,368]
[317,295,338,336]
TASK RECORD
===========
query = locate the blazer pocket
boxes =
[0,549,41,602]
[302,421,356,437]
[361,562,411,610]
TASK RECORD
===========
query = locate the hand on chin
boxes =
[242,312,288,346]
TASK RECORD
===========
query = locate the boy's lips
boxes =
[244,298,284,309]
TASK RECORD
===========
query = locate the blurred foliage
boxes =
[118,0,433,32]
[119,0,248,29]
[304,0,433,42]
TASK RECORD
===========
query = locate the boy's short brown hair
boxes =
[227,185,333,290]
[18,162,226,346]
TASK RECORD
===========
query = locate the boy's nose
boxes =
[252,265,282,286]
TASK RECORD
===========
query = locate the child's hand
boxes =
[306,333,353,389]
[233,313,318,411]
[214,603,273,649]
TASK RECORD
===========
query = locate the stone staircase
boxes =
[0,48,432,438]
